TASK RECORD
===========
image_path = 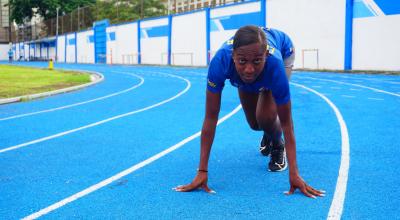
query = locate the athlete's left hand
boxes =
[285,173,325,198]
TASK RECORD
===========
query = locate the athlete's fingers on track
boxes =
[299,185,316,199]
[284,186,296,195]
[307,185,325,197]
[202,184,216,194]
[173,185,190,191]
[174,182,199,192]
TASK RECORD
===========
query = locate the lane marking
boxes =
[23,82,349,219]
[367,97,384,101]
[298,76,400,97]
[0,73,190,154]
[341,95,355,98]
[296,73,400,85]
[22,104,242,220]
[0,72,144,121]
[291,83,350,220]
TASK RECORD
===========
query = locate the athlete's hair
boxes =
[233,25,267,51]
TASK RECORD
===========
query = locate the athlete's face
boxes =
[233,42,267,83]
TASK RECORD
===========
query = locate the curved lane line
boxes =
[0,73,190,154]
[297,76,400,97]
[0,72,144,121]
[22,104,242,220]
[291,82,350,220]
[298,73,400,85]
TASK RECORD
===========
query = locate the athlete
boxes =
[174,25,324,198]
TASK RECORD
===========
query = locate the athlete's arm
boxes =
[277,101,325,198]
[174,90,221,193]
[199,90,221,170]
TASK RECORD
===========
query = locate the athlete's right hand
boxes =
[173,172,216,193]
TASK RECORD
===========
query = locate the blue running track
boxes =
[0,62,399,219]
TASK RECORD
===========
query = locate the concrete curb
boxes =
[0,69,104,105]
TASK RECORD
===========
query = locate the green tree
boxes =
[9,0,96,25]
[94,0,166,24]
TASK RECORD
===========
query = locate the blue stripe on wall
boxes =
[167,16,172,65]
[64,34,67,63]
[68,38,76,45]
[108,32,116,41]
[206,8,211,65]
[261,0,266,27]
[141,25,169,38]
[137,20,141,64]
[344,0,353,70]
[88,35,94,43]
[211,11,262,31]
[210,20,219,32]
[375,0,400,15]
[354,1,375,18]
[93,19,109,63]
[75,32,77,63]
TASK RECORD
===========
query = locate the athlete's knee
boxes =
[247,121,261,131]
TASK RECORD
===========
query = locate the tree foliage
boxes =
[94,0,167,24]
[9,0,96,25]
[10,0,167,25]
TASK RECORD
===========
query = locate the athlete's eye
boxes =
[253,58,263,65]
[238,59,246,64]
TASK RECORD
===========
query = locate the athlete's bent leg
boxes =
[256,90,282,142]
[238,90,260,131]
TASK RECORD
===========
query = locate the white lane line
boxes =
[299,76,400,97]
[0,73,190,154]
[22,104,242,220]
[291,83,350,220]
[367,97,384,101]
[349,88,362,91]
[330,87,342,90]
[0,72,144,121]
[341,95,355,98]
[298,73,400,85]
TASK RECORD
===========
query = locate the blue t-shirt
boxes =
[207,28,294,105]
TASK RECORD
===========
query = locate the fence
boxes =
[10,0,248,43]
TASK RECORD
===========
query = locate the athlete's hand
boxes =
[173,171,216,193]
[285,173,325,198]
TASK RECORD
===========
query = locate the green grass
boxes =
[0,65,91,98]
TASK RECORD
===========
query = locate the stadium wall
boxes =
[49,43,56,61]
[0,44,9,60]
[172,10,207,66]
[66,33,77,63]
[57,35,65,63]
[352,0,400,71]
[210,1,263,59]
[106,22,138,65]
[13,43,19,60]
[139,17,169,65]
[267,0,346,70]
[77,30,94,63]
[19,0,399,71]
[23,43,29,60]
